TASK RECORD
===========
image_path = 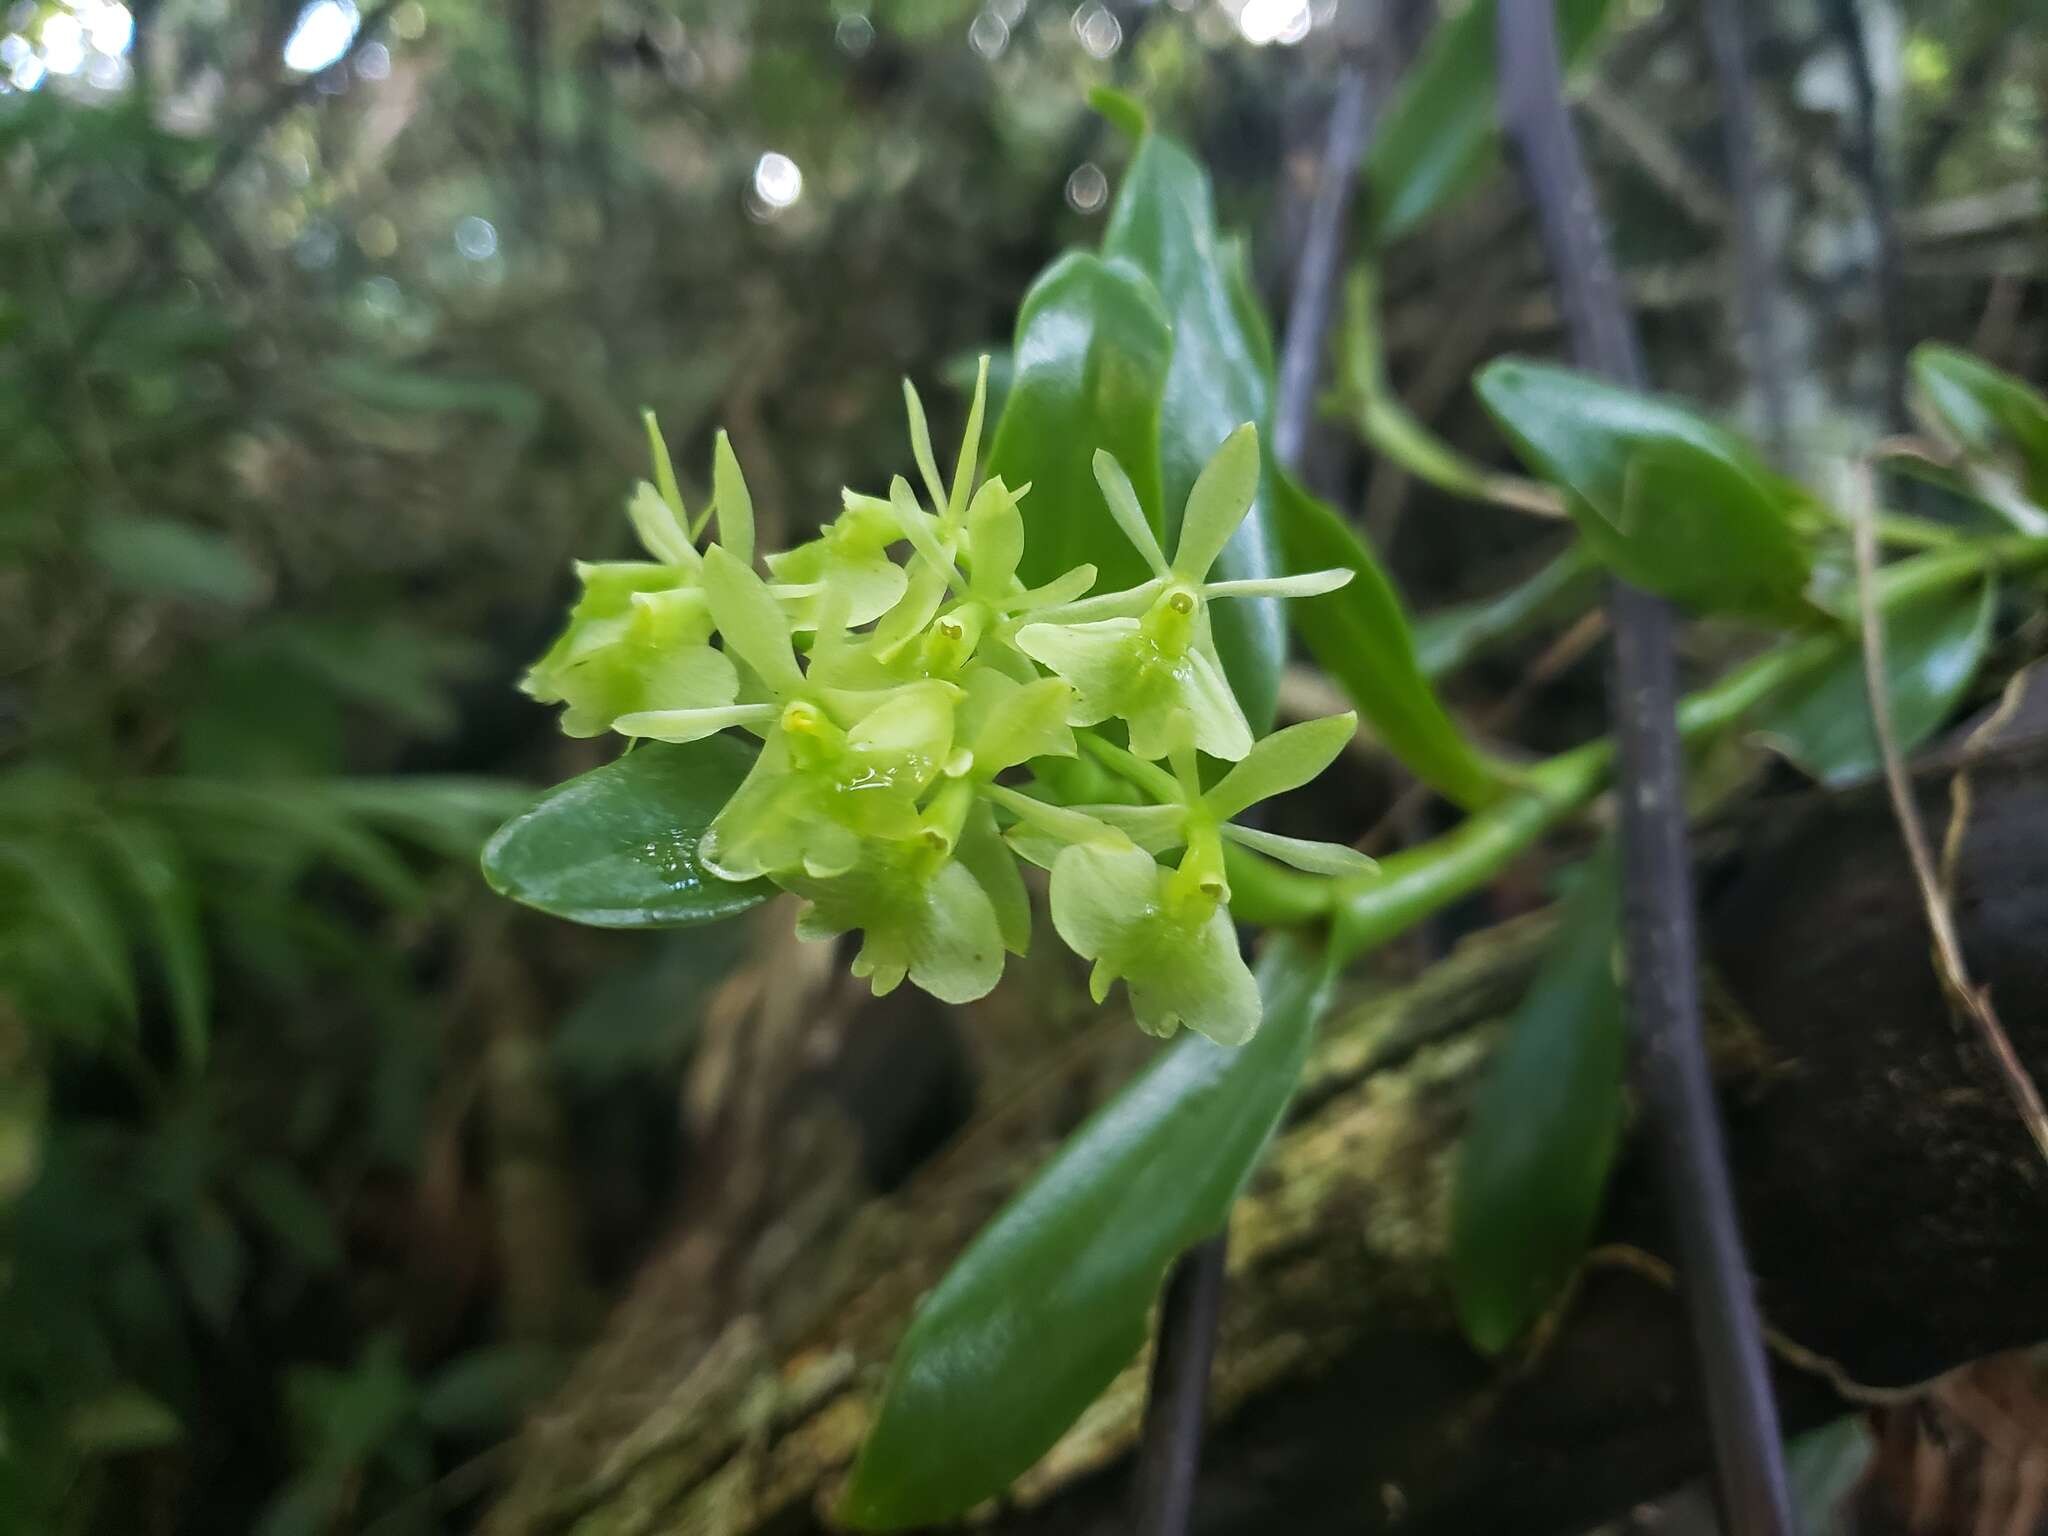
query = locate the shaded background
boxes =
[0,0,2041,1530]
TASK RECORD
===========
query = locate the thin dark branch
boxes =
[1132,1234,1229,1536]
[1495,6,1796,1536]
[1131,51,1375,1536]
[1826,0,1907,427]
[1700,0,1789,459]
[1272,65,1374,471]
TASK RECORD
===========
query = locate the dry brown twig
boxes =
[1844,459,2048,1168]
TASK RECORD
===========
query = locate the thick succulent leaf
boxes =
[1475,359,1812,621]
[839,933,1331,1529]
[988,252,1175,598]
[1751,580,1997,786]
[1273,473,1506,809]
[1910,342,2048,509]
[481,735,771,927]
[1103,134,1286,730]
[1366,0,1615,244]
[1450,849,1624,1354]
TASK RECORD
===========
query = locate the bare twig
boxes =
[1496,5,1796,1534]
[1133,51,1374,1536]
[1825,0,1908,426]
[1700,0,1790,459]
[1844,463,2048,1167]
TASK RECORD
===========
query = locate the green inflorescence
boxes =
[523,361,1371,1043]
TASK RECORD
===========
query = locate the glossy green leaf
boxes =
[1366,0,1614,244]
[1103,133,1286,730]
[1272,473,1506,809]
[1450,848,1624,1355]
[840,932,1332,1530]
[1750,579,1996,786]
[988,252,1174,598]
[1910,342,2048,508]
[1475,359,1813,620]
[481,735,771,927]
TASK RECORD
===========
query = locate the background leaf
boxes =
[1750,579,1997,785]
[1910,342,2048,506]
[1450,849,1624,1355]
[988,252,1174,597]
[1476,358,1813,620]
[1273,474,1506,809]
[1365,0,1614,245]
[840,933,1331,1530]
[481,736,771,927]
[1102,133,1286,729]
[84,514,266,609]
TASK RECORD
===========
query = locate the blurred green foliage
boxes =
[0,0,2041,1530]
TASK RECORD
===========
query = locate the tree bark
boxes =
[485,670,2048,1536]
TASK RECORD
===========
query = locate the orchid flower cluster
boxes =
[523,361,1372,1044]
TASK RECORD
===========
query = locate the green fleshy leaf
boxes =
[481,735,771,927]
[1475,359,1813,621]
[1750,580,1997,786]
[1911,342,2048,511]
[1450,849,1625,1354]
[989,252,1175,599]
[1103,134,1286,730]
[1366,0,1615,244]
[839,932,1330,1530]
[1272,473,1506,809]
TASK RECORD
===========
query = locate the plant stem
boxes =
[1496,5,1796,1533]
